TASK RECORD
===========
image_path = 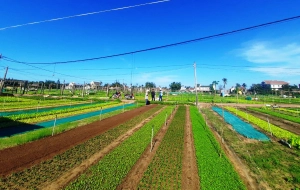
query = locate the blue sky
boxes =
[1,0,300,89]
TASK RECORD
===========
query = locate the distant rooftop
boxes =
[263,80,288,85]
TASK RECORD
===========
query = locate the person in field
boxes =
[145,90,150,105]
[159,89,163,101]
[151,89,155,101]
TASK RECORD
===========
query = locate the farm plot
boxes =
[65,106,174,189]
[137,106,186,189]
[248,107,300,124]
[243,107,300,136]
[190,106,246,190]
[226,107,300,148]
[0,96,96,111]
[202,107,300,190]
[277,107,300,116]
[212,106,269,141]
[0,105,159,189]
[0,101,120,128]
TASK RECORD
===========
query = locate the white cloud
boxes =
[239,41,300,76]
[242,42,300,64]
[153,75,178,87]
[248,67,300,76]
[135,73,178,87]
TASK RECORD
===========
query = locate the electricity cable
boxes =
[0,0,170,31]
[2,15,300,64]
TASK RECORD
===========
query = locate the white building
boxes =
[65,82,76,90]
[90,81,101,90]
[263,80,288,90]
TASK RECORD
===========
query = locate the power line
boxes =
[3,14,300,65]
[3,59,94,81]
[14,64,192,71]
[0,0,170,31]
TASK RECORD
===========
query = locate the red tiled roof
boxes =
[263,80,288,85]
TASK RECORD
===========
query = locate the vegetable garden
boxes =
[1,95,300,189]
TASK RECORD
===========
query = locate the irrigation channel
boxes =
[0,101,100,116]
[0,103,134,137]
[212,106,270,141]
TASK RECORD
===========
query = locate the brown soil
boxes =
[181,106,200,190]
[116,106,178,190]
[0,104,157,177]
[241,108,300,135]
[43,105,165,189]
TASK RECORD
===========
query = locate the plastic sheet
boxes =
[212,107,269,141]
[0,102,101,116]
[0,103,134,137]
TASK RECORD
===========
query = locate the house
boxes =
[199,86,211,92]
[188,85,211,93]
[28,82,39,91]
[90,81,101,90]
[180,86,187,92]
[65,82,76,90]
[262,80,288,90]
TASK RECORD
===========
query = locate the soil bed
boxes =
[242,108,300,135]
[0,105,157,176]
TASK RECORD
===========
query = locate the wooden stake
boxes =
[52,115,57,136]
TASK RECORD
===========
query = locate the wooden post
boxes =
[52,115,57,136]
[150,125,154,152]
[99,107,103,121]
[0,67,8,95]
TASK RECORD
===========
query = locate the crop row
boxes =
[275,107,300,117]
[138,106,185,189]
[226,107,300,149]
[0,96,101,110]
[1,101,118,122]
[0,102,121,128]
[65,106,174,189]
[248,107,300,124]
[0,105,163,189]
[190,106,246,190]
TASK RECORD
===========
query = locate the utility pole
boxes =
[82,81,85,97]
[0,67,8,95]
[193,62,198,107]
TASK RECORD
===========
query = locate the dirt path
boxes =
[182,106,200,190]
[117,106,178,190]
[0,105,157,176]
[43,106,166,189]
[202,109,260,190]
[241,108,300,135]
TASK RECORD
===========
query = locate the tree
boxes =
[57,79,60,90]
[212,81,219,96]
[145,82,156,89]
[242,83,247,94]
[169,82,181,91]
[111,81,122,88]
[222,78,227,96]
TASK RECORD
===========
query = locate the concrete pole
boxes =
[193,63,198,107]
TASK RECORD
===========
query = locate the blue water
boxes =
[212,107,269,141]
[0,102,102,116]
[0,103,134,137]
[38,103,134,127]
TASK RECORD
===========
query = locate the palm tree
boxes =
[212,81,219,96]
[242,83,247,94]
[222,78,227,96]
